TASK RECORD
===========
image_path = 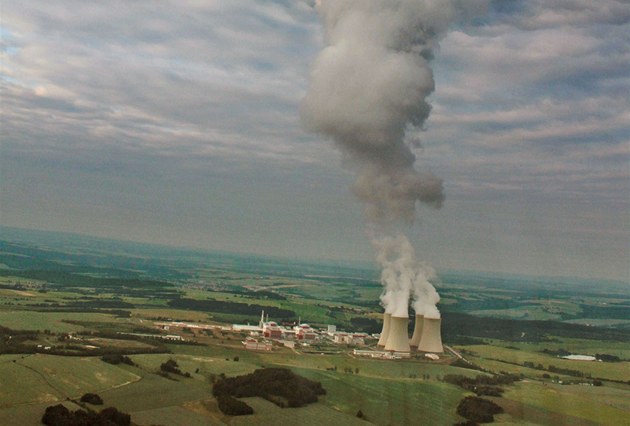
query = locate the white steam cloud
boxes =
[302,0,487,318]
[374,234,440,318]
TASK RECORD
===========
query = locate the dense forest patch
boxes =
[212,368,326,413]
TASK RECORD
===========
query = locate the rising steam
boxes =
[302,0,487,318]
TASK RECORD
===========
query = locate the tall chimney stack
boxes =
[377,313,391,348]
[417,317,443,353]
[409,314,424,349]
[384,316,411,353]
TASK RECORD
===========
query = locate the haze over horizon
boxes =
[1,1,629,281]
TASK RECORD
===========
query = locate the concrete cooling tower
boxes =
[409,314,424,349]
[384,316,410,353]
[377,313,391,348]
[417,317,443,353]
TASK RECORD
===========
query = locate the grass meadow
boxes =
[501,381,630,425]
[459,344,630,382]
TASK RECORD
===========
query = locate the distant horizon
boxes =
[2,224,627,285]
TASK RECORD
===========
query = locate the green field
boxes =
[459,345,630,382]
[500,381,630,425]
[0,311,131,333]
[295,368,465,425]
[0,354,140,406]
[232,397,367,426]
[0,401,83,426]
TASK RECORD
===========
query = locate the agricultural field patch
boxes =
[231,397,366,426]
[132,404,221,426]
[294,368,466,425]
[0,311,125,333]
[0,354,140,409]
[508,338,630,360]
[130,308,212,322]
[459,345,630,382]
[0,400,83,426]
[502,381,629,425]
[99,366,212,413]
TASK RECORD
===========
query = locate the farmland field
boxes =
[500,381,630,425]
[294,368,466,426]
[0,354,140,405]
[458,344,630,382]
[0,311,127,333]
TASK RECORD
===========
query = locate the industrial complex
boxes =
[154,309,443,360]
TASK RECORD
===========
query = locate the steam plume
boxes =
[374,234,439,318]
[302,0,487,318]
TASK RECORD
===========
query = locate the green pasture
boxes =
[0,355,62,406]
[460,344,630,381]
[0,400,82,426]
[0,354,140,406]
[294,368,466,425]
[564,318,630,329]
[134,345,483,425]
[469,306,562,321]
[507,338,630,360]
[130,308,212,322]
[131,404,222,426]
[232,397,367,426]
[98,368,211,414]
[167,343,476,382]
[129,353,257,378]
[468,299,582,321]
[182,289,343,325]
[0,311,127,333]
[503,381,630,425]
[0,288,79,306]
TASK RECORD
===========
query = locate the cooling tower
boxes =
[409,314,424,349]
[377,313,391,347]
[417,317,443,353]
[384,316,411,353]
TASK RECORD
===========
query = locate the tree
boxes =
[456,396,503,423]
[42,404,70,425]
[356,409,367,420]
[80,393,103,405]
[216,394,253,416]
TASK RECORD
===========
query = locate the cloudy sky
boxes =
[1,0,628,281]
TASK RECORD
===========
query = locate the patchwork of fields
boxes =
[0,231,629,425]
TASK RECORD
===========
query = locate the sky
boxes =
[1,0,629,282]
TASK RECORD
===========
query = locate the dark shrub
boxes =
[596,354,620,362]
[101,354,135,366]
[216,394,253,416]
[456,396,503,423]
[159,358,189,377]
[100,407,131,425]
[41,404,70,425]
[42,404,131,426]
[80,392,103,405]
